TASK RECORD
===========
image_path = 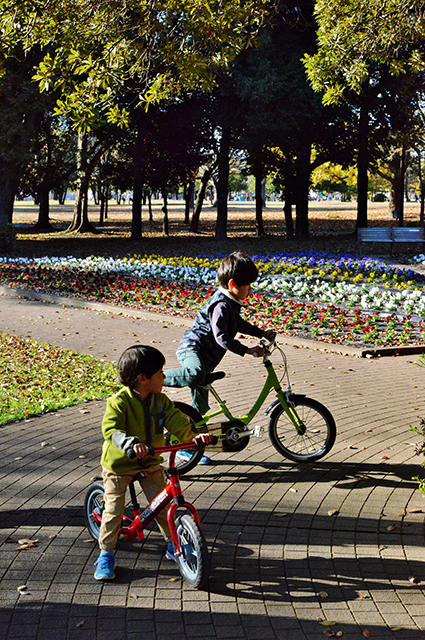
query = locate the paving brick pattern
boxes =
[0,288,424,640]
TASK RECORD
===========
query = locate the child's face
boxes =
[136,368,165,399]
[228,280,252,301]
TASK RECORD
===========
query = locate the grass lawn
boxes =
[0,333,121,425]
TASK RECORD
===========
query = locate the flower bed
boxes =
[1,252,425,348]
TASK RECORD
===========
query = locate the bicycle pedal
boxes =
[252,426,264,438]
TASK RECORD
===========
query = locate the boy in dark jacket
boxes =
[163,252,274,463]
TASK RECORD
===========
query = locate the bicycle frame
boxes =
[89,442,203,559]
[195,340,306,436]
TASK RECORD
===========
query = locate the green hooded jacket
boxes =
[100,386,196,474]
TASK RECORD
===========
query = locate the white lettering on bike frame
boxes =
[139,487,169,522]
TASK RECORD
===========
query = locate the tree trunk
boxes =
[0,175,19,224]
[184,180,194,224]
[67,131,98,233]
[284,178,294,239]
[356,100,369,229]
[215,126,231,240]
[162,187,169,236]
[190,163,216,233]
[294,143,311,239]
[33,183,53,231]
[398,145,406,227]
[131,170,143,241]
[105,185,109,219]
[254,166,265,237]
[148,192,153,222]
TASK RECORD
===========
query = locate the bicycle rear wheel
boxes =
[165,402,205,475]
[268,395,336,463]
[84,481,105,541]
[175,514,209,588]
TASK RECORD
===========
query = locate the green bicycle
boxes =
[170,337,336,474]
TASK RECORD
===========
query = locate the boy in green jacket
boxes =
[94,344,212,581]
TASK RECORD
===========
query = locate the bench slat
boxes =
[392,228,425,241]
[358,227,425,255]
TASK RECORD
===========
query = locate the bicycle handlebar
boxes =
[126,435,219,459]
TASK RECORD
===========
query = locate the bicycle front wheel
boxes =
[84,481,105,541]
[175,514,209,589]
[165,402,204,475]
[268,395,336,463]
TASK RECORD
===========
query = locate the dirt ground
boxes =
[10,199,424,258]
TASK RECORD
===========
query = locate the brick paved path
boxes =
[0,287,424,640]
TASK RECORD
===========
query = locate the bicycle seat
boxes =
[202,371,226,385]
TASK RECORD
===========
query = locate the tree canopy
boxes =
[304,0,425,104]
[0,0,271,129]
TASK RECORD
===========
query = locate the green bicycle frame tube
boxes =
[198,360,305,433]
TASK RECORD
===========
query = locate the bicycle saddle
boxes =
[202,371,226,385]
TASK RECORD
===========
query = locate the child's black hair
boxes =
[217,251,259,288]
[118,344,165,389]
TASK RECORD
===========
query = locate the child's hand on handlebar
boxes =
[132,443,151,459]
[246,346,265,357]
[193,433,214,445]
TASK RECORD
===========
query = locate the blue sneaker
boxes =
[166,542,176,562]
[94,551,115,580]
[175,449,211,465]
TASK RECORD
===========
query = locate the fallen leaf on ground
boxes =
[17,585,28,593]
[328,510,339,516]
[318,591,329,598]
[390,627,404,632]
[323,630,335,637]
[289,488,298,493]
[40,441,49,447]
[79,409,90,414]
[409,576,421,584]
[76,620,85,628]
[357,592,369,599]
[169,577,180,582]
[18,543,37,550]
[320,621,337,626]
[387,525,396,531]
[274,512,288,517]
[408,508,423,513]
[363,631,371,637]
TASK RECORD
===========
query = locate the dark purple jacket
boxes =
[177,289,263,371]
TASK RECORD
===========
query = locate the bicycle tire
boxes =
[165,401,204,475]
[268,395,336,463]
[175,514,209,588]
[84,481,105,541]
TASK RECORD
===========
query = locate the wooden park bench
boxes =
[358,227,425,255]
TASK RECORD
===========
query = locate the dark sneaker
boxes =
[94,551,115,580]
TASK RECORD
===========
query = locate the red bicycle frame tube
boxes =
[118,442,203,556]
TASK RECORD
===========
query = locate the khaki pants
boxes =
[99,466,170,552]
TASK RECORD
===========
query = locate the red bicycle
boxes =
[84,437,218,589]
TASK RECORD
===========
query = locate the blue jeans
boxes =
[163,349,210,415]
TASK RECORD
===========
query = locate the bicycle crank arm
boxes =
[220,425,264,439]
